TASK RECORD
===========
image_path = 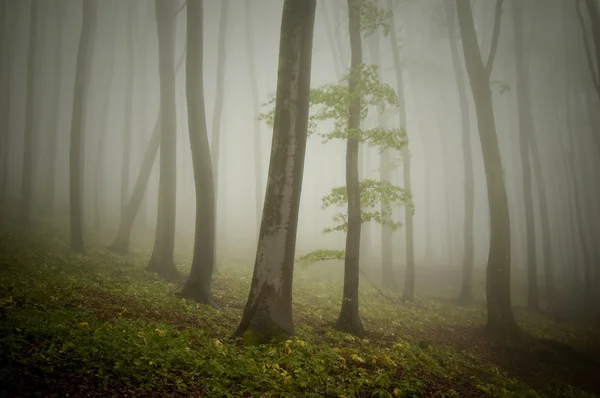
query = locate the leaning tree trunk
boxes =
[244,0,264,241]
[444,0,475,304]
[512,0,539,311]
[19,0,39,224]
[456,0,518,337]
[233,0,316,343]
[146,0,178,279]
[181,0,217,306]
[388,0,415,300]
[336,0,365,337]
[69,0,97,253]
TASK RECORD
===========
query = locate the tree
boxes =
[444,0,475,304]
[245,0,264,240]
[69,0,97,252]
[512,0,539,311]
[455,0,519,336]
[0,0,11,221]
[234,0,316,343]
[146,0,178,278]
[181,0,217,306]
[19,0,39,224]
[387,0,415,300]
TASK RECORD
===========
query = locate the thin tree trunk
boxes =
[69,0,97,252]
[19,0,39,224]
[456,0,518,337]
[445,0,475,304]
[244,0,264,240]
[234,0,316,342]
[336,0,365,337]
[0,0,10,222]
[120,4,135,219]
[146,0,178,279]
[388,0,415,301]
[181,0,217,306]
[512,0,539,311]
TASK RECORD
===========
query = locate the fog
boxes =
[1,0,600,306]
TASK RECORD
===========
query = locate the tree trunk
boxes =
[181,0,217,306]
[0,0,10,222]
[234,0,316,343]
[336,0,365,337]
[512,0,539,312]
[19,0,39,224]
[444,1,475,304]
[146,0,178,279]
[388,0,415,301]
[455,0,518,337]
[120,4,135,219]
[244,0,264,240]
[69,0,97,252]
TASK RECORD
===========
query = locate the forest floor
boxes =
[1,221,599,397]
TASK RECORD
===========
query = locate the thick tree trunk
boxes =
[181,0,217,306]
[244,0,264,240]
[388,0,415,301]
[455,0,518,337]
[19,0,39,224]
[69,0,97,252]
[512,1,539,312]
[120,4,135,219]
[146,0,178,279]
[445,1,475,304]
[234,0,315,343]
[336,0,365,337]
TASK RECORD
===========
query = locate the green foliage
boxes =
[359,0,392,37]
[0,227,595,397]
[321,179,413,233]
[490,80,511,95]
[297,249,346,266]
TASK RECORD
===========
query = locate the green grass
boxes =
[0,223,598,397]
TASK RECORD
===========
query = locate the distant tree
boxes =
[234,0,316,343]
[443,1,475,304]
[69,0,97,252]
[244,0,264,241]
[146,0,179,278]
[455,0,519,337]
[19,0,39,224]
[0,0,11,221]
[181,0,217,306]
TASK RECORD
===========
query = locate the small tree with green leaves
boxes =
[259,63,413,266]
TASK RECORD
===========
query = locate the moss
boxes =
[242,322,289,346]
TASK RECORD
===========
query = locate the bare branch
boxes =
[173,0,187,17]
[484,0,504,78]
[175,46,186,73]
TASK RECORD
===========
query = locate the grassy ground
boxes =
[0,222,599,397]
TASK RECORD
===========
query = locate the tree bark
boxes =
[244,0,264,240]
[0,0,10,222]
[69,0,97,252]
[19,0,39,224]
[455,0,518,337]
[336,0,365,337]
[444,1,475,304]
[181,0,217,306]
[234,0,316,343]
[146,0,178,279]
[388,0,415,301]
[512,0,539,311]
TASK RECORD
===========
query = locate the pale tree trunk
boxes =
[456,0,518,337]
[19,0,39,224]
[181,0,217,306]
[366,25,394,289]
[388,0,415,300]
[146,0,178,279]
[120,4,136,219]
[69,0,97,252]
[444,0,475,304]
[512,0,539,311]
[45,0,67,214]
[234,0,316,342]
[336,0,365,337]
[244,0,264,240]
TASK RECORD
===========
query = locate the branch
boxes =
[577,0,600,97]
[173,0,187,17]
[175,48,186,73]
[484,0,504,78]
